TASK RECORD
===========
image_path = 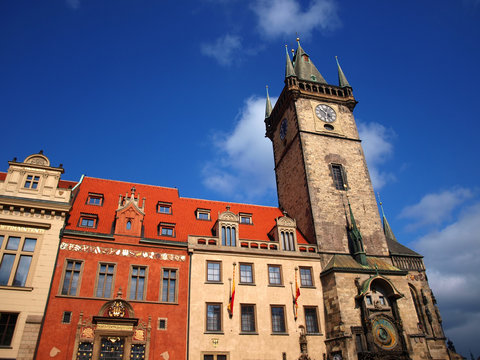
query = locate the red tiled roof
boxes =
[67,177,309,244]
[0,172,6,181]
[58,179,77,189]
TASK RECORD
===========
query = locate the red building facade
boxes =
[36,177,190,360]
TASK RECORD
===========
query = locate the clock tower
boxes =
[265,40,388,258]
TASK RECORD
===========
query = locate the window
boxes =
[61,260,83,296]
[239,214,252,224]
[197,209,211,220]
[221,225,236,246]
[77,342,93,360]
[78,214,97,228]
[157,202,172,214]
[299,267,313,287]
[207,261,221,282]
[304,307,320,334]
[159,223,175,237]
[62,311,72,324]
[126,221,132,230]
[271,306,286,333]
[0,235,37,287]
[239,263,254,284]
[366,295,372,305]
[331,164,347,190]
[87,193,103,206]
[240,304,256,333]
[24,175,40,189]
[129,266,146,300]
[95,263,115,298]
[203,355,227,360]
[0,312,18,346]
[206,303,222,332]
[281,231,295,251]
[158,318,167,330]
[268,265,282,285]
[161,269,177,303]
[131,344,146,358]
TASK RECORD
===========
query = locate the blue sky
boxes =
[1,0,479,356]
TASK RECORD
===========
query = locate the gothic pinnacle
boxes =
[335,56,351,88]
[265,85,272,118]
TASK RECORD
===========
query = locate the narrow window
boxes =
[126,220,131,230]
[129,266,146,300]
[221,226,236,246]
[271,306,286,333]
[331,164,347,190]
[95,263,115,298]
[239,263,253,284]
[24,175,40,189]
[161,269,177,303]
[61,260,83,296]
[299,267,313,287]
[304,307,320,334]
[158,318,167,330]
[281,231,295,251]
[62,311,72,324]
[268,265,282,285]
[206,303,222,332]
[0,312,19,346]
[366,295,372,305]
[241,304,256,332]
[207,261,221,282]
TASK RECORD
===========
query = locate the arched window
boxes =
[126,220,131,230]
[221,226,236,246]
[281,231,295,251]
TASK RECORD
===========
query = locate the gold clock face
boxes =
[371,316,398,350]
[315,104,336,123]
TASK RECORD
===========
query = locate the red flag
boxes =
[294,270,300,320]
[228,264,236,315]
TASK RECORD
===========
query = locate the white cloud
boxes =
[200,34,242,66]
[202,96,276,203]
[412,201,480,355]
[66,0,80,10]
[399,188,473,230]
[358,121,395,190]
[250,0,340,39]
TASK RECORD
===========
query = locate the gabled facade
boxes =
[0,152,73,360]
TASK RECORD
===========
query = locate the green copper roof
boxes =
[285,45,295,78]
[382,215,398,243]
[265,86,272,118]
[348,201,367,266]
[322,254,404,275]
[292,39,327,84]
[335,56,351,88]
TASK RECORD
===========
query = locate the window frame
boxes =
[78,214,98,229]
[158,223,175,237]
[59,259,84,296]
[86,193,104,206]
[0,312,19,347]
[268,265,283,286]
[201,353,229,360]
[94,262,116,298]
[206,261,222,283]
[160,267,178,303]
[304,306,320,334]
[157,202,172,215]
[240,304,257,334]
[281,230,295,251]
[270,305,287,334]
[205,303,223,333]
[128,265,148,301]
[196,209,211,221]
[23,174,40,190]
[0,234,38,287]
[158,317,168,330]
[239,213,252,225]
[239,263,254,285]
[299,267,314,287]
[331,163,348,191]
[62,311,72,324]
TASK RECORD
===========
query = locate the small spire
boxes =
[347,198,367,266]
[292,38,327,84]
[285,45,295,78]
[377,193,397,242]
[335,56,351,88]
[265,86,272,118]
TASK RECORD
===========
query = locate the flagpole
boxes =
[228,262,236,318]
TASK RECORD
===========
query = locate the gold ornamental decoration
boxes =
[108,301,126,318]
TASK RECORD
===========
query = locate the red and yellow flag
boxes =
[294,269,300,320]
[227,263,236,315]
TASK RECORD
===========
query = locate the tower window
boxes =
[331,164,347,190]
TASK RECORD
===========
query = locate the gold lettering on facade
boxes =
[96,324,133,331]
[0,224,45,234]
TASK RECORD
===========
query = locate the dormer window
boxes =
[196,209,211,221]
[159,223,175,237]
[221,225,236,246]
[24,175,40,189]
[79,214,98,228]
[281,231,295,251]
[239,213,252,224]
[157,202,172,214]
[87,193,104,206]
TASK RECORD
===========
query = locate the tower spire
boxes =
[292,38,327,84]
[346,195,367,266]
[285,45,295,78]
[265,86,272,118]
[335,56,351,88]
[378,194,397,242]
